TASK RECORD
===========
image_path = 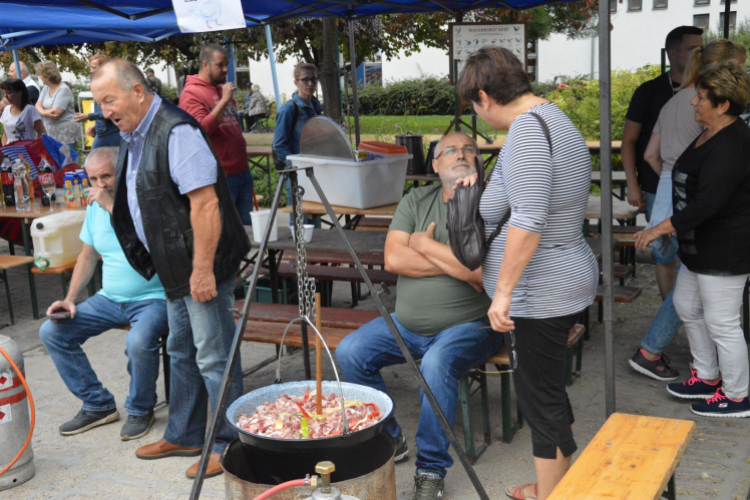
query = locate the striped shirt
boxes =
[479,102,598,318]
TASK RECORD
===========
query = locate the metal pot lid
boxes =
[300,116,356,161]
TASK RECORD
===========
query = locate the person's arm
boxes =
[2,129,7,146]
[384,230,442,277]
[35,95,47,118]
[634,218,675,251]
[622,119,644,208]
[179,84,235,135]
[46,244,99,319]
[408,222,484,292]
[272,103,293,161]
[187,185,221,302]
[33,119,46,137]
[644,132,663,176]
[45,86,73,120]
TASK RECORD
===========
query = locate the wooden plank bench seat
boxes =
[235,302,380,330]
[460,324,586,463]
[280,250,385,268]
[595,285,642,303]
[549,413,695,500]
[31,260,97,300]
[355,217,391,232]
[0,255,36,325]
[242,320,352,350]
[275,262,398,286]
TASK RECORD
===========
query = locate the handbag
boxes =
[447,113,552,271]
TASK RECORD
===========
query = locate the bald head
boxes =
[85,146,119,194]
[91,59,154,134]
[9,61,28,79]
[92,59,151,94]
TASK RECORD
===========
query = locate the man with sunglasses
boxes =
[337,132,502,500]
[272,62,323,221]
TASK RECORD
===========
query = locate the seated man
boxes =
[39,146,169,441]
[336,132,501,500]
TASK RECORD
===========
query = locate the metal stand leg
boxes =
[662,474,676,500]
[2,269,13,325]
[21,219,38,319]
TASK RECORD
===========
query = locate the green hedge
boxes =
[345,76,457,116]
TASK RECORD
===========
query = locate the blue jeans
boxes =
[336,314,502,478]
[226,171,254,226]
[39,294,168,416]
[640,287,684,355]
[92,133,121,149]
[163,279,243,454]
[644,191,677,265]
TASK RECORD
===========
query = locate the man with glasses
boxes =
[272,62,323,221]
[336,132,502,500]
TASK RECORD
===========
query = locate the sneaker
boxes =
[413,471,445,500]
[59,408,119,436]
[629,349,679,381]
[394,433,410,462]
[120,411,155,441]
[691,388,750,418]
[667,368,721,399]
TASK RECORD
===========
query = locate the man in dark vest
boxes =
[91,59,249,479]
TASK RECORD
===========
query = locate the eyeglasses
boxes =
[297,78,318,86]
[436,145,478,159]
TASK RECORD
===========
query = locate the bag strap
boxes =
[486,112,551,248]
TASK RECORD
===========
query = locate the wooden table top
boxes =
[548,413,695,500]
[0,202,84,220]
[246,145,273,156]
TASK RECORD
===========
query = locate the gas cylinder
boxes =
[0,335,35,491]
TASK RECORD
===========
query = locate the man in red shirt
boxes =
[180,43,253,225]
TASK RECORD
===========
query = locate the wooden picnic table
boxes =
[0,202,85,318]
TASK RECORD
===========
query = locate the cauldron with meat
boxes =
[227,381,394,452]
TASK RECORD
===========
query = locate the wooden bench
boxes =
[0,255,35,325]
[31,260,97,299]
[549,413,695,500]
[355,217,391,232]
[234,301,380,330]
[459,324,586,462]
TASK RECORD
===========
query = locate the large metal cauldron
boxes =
[222,431,396,499]
[395,134,426,175]
[226,381,394,452]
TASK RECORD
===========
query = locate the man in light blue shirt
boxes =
[39,146,169,442]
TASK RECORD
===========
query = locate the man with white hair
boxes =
[336,132,502,500]
[8,61,40,105]
[40,146,169,442]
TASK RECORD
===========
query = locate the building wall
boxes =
[538,0,750,82]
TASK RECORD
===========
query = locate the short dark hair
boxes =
[294,62,317,79]
[695,61,750,117]
[145,67,154,74]
[200,43,228,65]
[456,47,531,106]
[0,79,29,110]
[665,26,703,52]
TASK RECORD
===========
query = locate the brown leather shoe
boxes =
[186,453,223,479]
[135,438,202,460]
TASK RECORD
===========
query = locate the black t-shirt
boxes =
[625,73,680,194]
[672,119,750,275]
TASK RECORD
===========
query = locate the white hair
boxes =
[85,146,119,171]
[435,132,479,157]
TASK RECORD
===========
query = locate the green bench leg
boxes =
[501,370,512,444]
[479,370,491,447]
[458,375,476,463]
[2,269,13,325]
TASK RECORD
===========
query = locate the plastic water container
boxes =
[288,153,411,209]
[30,211,86,268]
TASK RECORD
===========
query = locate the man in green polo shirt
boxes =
[39,146,169,442]
[336,132,501,500]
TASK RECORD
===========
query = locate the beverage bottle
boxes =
[78,170,90,205]
[1,158,14,207]
[38,158,55,207]
[63,172,77,208]
[72,170,82,207]
[12,158,30,211]
[18,154,34,202]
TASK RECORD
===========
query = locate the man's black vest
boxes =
[111,99,250,300]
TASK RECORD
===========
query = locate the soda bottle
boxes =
[12,158,30,211]
[1,157,14,207]
[38,158,56,207]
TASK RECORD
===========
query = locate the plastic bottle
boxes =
[1,158,14,207]
[12,158,30,212]
[18,154,34,202]
[38,158,55,207]
[79,170,89,205]
[72,170,82,207]
[63,172,77,208]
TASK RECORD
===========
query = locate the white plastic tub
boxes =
[287,154,411,209]
[30,210,86,268]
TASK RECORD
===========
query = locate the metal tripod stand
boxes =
[189,166,490,500]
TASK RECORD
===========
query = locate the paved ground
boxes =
[2,234,750,499]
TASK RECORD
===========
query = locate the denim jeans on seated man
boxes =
[162,278,244,454]
[337,314,501,477]
[40,294,168,416]
[225,170,254,226]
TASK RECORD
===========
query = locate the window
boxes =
[653,0,668,8]
[610,0,617,12]
[629,0,642,10]
[694,14,710,29]
[694,0,709,5]
[720,0,737,4]
[719,11,737,29]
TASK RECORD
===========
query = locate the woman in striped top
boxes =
[457,47,598,500]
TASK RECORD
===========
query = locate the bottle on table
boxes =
[18,154,34,202]
[1,157,14,207]
[12,158,30,212]
[63,172,77,209]
[39,158,56,208]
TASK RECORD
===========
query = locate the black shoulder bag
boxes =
[447,113,553,271]
[272,101,299,171]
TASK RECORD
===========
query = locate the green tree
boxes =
[704,14,750,58]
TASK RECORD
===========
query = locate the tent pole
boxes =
[723,0,731,38]
[226,41,236,84]
[347,16,361,147]
[12,49,22,82]
[265,24,282,108]
[599,0,616,417]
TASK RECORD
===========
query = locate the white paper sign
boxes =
[451,24,526,77]
[0,404,11,424]
[172,0,246,33]
[0,371,12,391]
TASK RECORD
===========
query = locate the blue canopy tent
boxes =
[0,2,620,498]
